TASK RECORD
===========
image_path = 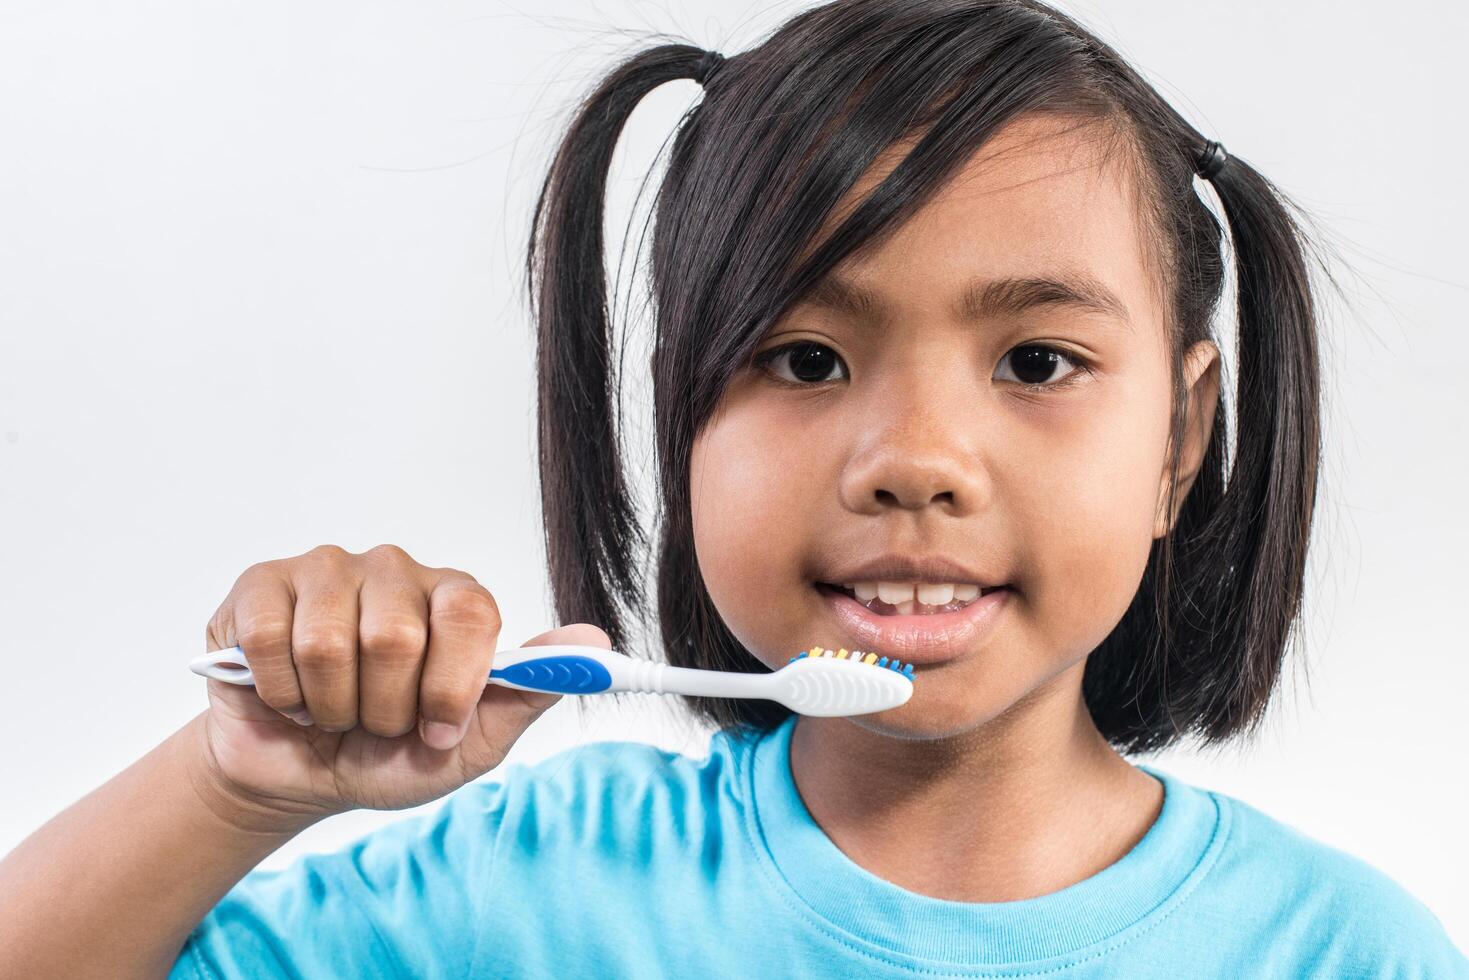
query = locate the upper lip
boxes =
[816,553,1006,589]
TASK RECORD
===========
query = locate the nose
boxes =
[837,389,991,517]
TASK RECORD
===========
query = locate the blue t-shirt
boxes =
[171,714,1466,978]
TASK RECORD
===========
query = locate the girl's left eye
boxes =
[994,344,1087,388]
[753,341,848,384]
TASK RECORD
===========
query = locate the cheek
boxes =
[1011,385,1170,652]
[690,404,812,658]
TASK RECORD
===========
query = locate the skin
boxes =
[690,113,1221,902]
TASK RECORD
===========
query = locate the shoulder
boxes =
[453,726,758,847]
[1201,785,1467,976]
[496,727,752,801]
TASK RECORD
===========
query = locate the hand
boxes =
[190,544,608,827]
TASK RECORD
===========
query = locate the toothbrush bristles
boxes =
[786,646,913,677]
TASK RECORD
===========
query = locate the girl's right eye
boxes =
[753,341,849,385]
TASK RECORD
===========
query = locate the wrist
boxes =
[175,713,328,838]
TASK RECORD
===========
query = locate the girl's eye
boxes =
[753,341,848,384]
[994,344,1087,388]
[753,340,1085,389]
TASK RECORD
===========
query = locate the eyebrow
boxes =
[802,270,1132,328]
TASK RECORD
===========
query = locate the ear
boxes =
[1154,339,1221,539]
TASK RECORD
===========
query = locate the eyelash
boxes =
[751,341,1092,392]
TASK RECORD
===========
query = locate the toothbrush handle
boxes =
[484,645,774,699]
[189,644,775,700]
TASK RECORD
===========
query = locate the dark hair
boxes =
[527,0,1325,754]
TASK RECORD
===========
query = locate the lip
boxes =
[821,552,1000,589]
[816,584,1011,665]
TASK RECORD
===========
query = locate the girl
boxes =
[2,0,1463,976]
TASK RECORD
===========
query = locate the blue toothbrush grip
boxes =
[489,654,614,694]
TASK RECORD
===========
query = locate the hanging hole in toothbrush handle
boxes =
[189,646,257,685]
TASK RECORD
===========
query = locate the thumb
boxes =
[519,621,613,650]
[459,622,612,771]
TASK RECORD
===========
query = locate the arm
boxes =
[0,711,323,980]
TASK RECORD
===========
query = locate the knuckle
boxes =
[229,562,279,601]
[227,562,281,603]
[235,562,267,586]
[300,544,351,571]
[292,626,355,667]
[432,584,501,631]
[359,616,428,661]
[365,542,414,565]
[236,616,292,652]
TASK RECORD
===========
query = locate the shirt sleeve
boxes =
[168,774,514,980]
[1319,861,1469,979]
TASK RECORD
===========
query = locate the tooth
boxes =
[852,582,878,601]
[877,582,915,604]
[893,599,917,615]
[952,584,980,601]
[916,583,955,605]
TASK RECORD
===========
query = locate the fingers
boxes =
[288,545,361,732]
[225,562,312,726]
[356,558,430,739]
[209,543,545,756]
[418,572,502,750]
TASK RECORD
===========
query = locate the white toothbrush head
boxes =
[770,647,914,716]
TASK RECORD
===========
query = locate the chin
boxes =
[821,679,1015,742]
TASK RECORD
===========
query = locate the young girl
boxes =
[2,0,1463,976]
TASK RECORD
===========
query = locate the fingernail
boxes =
[287,709,314,727]
[422,720,466,750]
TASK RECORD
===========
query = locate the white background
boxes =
[2,0,1465,951]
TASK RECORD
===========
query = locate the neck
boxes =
[788,664,1163,903]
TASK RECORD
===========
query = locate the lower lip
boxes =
[816,585,1012,666]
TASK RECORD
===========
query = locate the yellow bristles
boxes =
[801,646,884,663]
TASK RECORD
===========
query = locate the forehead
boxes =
[811,113,1164,326]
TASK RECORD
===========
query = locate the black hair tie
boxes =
[1195,140,1228,180]
[693,49,726,86]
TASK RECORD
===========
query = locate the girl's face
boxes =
[691,113,1218,739]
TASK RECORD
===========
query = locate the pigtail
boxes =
[1178,151,1321,740]
[527,44,709,647]
[1092,143,1324,753]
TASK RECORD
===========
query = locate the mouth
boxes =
[812,580,1012,665]
[813,581,1007,616]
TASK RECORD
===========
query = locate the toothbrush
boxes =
[189,644,914,717]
